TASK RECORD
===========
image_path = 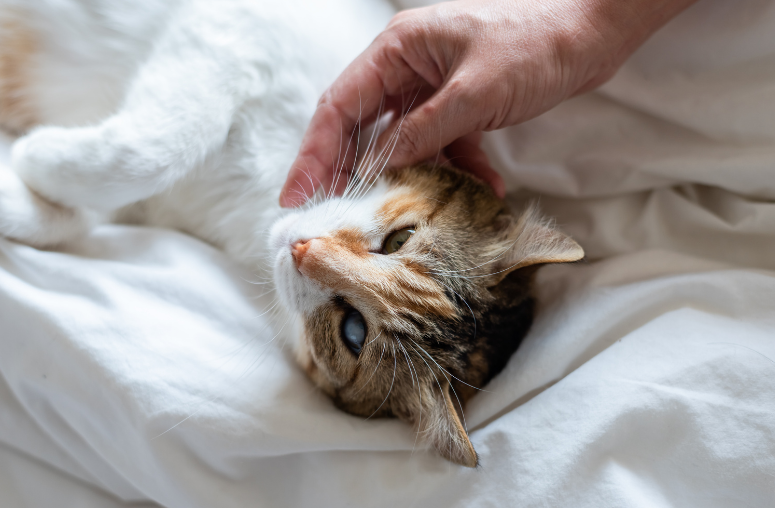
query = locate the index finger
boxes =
[279,35,422,207]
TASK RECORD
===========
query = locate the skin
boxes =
[280,0,699,207]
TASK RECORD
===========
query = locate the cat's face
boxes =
[269,165,583,467]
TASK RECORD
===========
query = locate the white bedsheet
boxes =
[2,0,775,506]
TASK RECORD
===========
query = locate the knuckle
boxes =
[377,30,405,65]
[394,119,425,161]
[434,5,479,34]
[316,89,335,109]
[388,10,410,26]
[385,11,414,36]
[443,76,468,96]
[384,8,437,44]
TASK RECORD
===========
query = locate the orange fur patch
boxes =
[331,227,369,255]
[375,190,439,229]
[0,10,38,133]
[297,233,457,320]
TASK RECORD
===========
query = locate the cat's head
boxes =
[269,164,583,467]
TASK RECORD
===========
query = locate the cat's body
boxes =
[0,0,584,466]
[0,0,392,257]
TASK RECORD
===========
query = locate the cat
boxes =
[0,0,584,467]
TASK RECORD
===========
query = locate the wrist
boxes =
[551,0,699,86]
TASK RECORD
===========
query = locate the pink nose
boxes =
[291,240,310,266]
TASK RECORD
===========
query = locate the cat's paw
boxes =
[0,161,91,247]
[12,123,160,212]
[0,164,31,241]
[12,125,115,210]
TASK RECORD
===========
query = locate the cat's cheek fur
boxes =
[294,328,336,398]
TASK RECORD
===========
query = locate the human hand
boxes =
[280,0,698,207]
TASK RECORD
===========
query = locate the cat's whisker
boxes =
[349,90,420,202]
[355,121,399,190]
[335,119,401,217]
[430,208,554,276]
[299,166,319,205]
[349,95,386,195]
[408,338,490,394]
[429,275,477,340]
[241,278,274,286]
[342,91,413,207]
[248,295,282,315]
[341,92,370,196]
[287,188,310,208]
[431,112,447,171]
[331,111,360,200]
[430,254,532,280]
[295,156,327,211]
[248,289,278,301]
[405,339,454,437]
[394,335,417,389]
[329,96,371,218]
[332,108,360,203]
[393,335,426,456]
[341,110,375,201]
[353,341,386,395]
[331,117,345,200]
[429,248,512,275]
[366,341,397,420]
[339,153,376,209]
[408,337,470,437]
[240,268,275,283]
[362,330,383,349]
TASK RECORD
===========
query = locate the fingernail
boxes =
[495,180,506,199]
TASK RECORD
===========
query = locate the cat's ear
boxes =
[414,383,478,467]
[484,205,584,286]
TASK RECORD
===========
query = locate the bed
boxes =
[2,0,775,506]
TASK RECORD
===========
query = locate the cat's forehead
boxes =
[284,177,443,244]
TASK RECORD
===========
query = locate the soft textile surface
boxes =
[2,0,775,506]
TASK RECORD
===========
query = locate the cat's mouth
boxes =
[273,249,330,315]
[269,213,331,315]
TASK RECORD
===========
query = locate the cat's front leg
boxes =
[11,9,259,212]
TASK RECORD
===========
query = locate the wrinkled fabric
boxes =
[2,0,775,506]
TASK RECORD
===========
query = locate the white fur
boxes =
[0,162,93,244]
[0,0,395,271]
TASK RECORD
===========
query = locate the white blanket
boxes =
[2,0,775,506]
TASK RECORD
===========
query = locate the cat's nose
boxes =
[291,239,310,266]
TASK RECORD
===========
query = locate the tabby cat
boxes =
[0,0,583,466]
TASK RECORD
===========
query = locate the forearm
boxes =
[282,0,700,205]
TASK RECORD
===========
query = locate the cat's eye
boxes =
[342,309,367,355]
[382,227,415,254]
